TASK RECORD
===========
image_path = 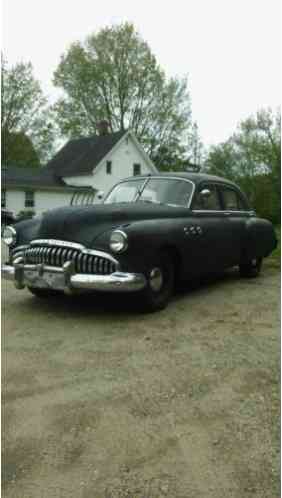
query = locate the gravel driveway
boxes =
[2,265,280,498]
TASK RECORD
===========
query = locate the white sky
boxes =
[2,0,281,146]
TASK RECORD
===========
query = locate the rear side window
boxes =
[221,187,248,211]
[193,184,221,211]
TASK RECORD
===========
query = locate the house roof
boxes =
[45,130,127,178]
[1,166,86,191]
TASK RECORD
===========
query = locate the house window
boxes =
[25,191,34,208]
[133,163,141,176]
[106,161,112,174]
[1,190,6,208]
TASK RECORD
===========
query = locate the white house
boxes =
[1,166,79,216]
[2,126,158,216]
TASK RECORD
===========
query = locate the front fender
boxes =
[92,218,186,273]
[11,216,42,247]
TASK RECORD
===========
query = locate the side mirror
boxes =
[200,189,211,198]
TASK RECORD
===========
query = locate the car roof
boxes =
[123,172,238,188]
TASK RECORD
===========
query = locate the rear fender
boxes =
[242,217,277,261]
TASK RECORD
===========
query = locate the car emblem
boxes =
[184,225,203,236]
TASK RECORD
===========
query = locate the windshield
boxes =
[104,178,194,207]
[104,179,145,204]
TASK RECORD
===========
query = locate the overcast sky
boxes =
[2,0,281,146]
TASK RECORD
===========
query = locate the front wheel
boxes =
[139,252,175,312]
[239,257,262,278]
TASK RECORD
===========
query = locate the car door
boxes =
[217,184,253,266]
[188,182,231,274]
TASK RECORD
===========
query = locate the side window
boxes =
[221,187,247,211]
[193,184,221,211]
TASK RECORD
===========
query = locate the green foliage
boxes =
[2,130,40,167]
[1,56,55,165]
[53,22,200,164]
[205,108,281,223]
[17,209,35,220]
[204,140,241,181]
[265,226,280,270]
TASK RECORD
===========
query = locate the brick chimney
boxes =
[97,120,110,136]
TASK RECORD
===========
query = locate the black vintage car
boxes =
[2,173,277,311]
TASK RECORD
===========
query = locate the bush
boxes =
[17,209,35,221]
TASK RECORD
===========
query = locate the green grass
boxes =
[265,226,280,270]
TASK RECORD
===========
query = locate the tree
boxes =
[2,131,40,167]
[186,122,204,168]
[53,22,197,163]
[204,140,241,181]
[205,107,281,223]
[234,108,281,195]
[151,122,203,172]
[1,56,54,166]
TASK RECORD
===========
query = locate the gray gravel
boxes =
[2,264,280,498]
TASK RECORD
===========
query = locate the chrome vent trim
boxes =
[10,245,29,263]
[24,240,119,275]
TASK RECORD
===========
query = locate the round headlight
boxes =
[2,225,17,246]
[109,230,128,253]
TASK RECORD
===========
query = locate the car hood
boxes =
[33,202,190,247]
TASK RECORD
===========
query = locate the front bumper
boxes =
[2,262,147,293]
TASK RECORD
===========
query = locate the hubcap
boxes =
[149,267,163,292]
[251,258,258,266]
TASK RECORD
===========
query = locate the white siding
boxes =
[63,135,153,197]
[5,190,25,214]
[4,189,73,216]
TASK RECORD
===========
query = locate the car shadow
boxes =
[175,267,240,297]
[7,267,244,318]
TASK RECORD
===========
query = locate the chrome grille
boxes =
[24,243,117,275]
[10,245,29,263]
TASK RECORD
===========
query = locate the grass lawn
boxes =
[265,226,281,270]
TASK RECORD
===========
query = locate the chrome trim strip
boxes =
[11,245,29,254]
[77,252,83,271]
[87,256,92,274]
[82,254,88,273]
[30,239,84,250]
[55,248,61,267]
[192,210,254,215]
[98,259,104,274]
[93,256,98,273]
[82,248,118,265]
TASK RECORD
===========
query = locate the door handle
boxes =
[223,212,231,216]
